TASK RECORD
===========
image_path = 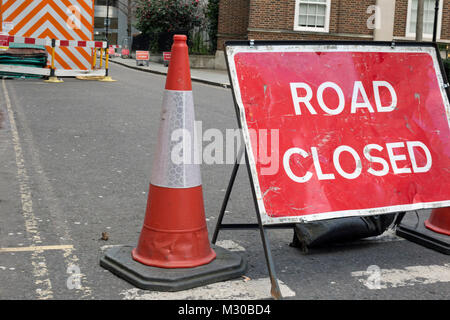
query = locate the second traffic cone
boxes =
[100,35,246,291]
[425,207,450,236]
[396,207,450,255]
[131,34,216,268]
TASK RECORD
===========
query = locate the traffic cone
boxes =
[131,34,215,268]
[425,208,450,236]
[100,35,246,291]
[396,207,450,255]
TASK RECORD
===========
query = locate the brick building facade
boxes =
[217,0,450,51]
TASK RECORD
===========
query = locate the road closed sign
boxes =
[0,34,9,50]
[136,50,150,61]
[225,41,450,224]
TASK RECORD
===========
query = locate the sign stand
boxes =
[214,40,450,300]
[212,147,293,300]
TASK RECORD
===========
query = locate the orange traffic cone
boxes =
[131,35,216,268]
[100,35,246,290]
[397,207,450,255]
[425,208,450,236]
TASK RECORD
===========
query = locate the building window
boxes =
[95,0,118,7]
[406,0,443,39]
[294,0,331,32]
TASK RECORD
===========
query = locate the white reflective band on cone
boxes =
[150,90,202,188]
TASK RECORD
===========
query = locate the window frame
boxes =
[405,0,444,39]
[293,0,331,33]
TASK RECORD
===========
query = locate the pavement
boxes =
[108,56,231,88]
[0,62,449,302]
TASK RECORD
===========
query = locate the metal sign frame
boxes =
[212,40,450,300]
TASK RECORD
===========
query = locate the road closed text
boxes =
[284,81,432,183]
[290,81,397,115]
[283,141,432,183]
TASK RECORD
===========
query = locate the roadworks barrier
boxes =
[0,35,114,82]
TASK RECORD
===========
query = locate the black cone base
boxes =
[396,213,450,255]
[100,245,247,291]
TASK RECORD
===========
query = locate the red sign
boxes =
[136,50,149,61]
[226,43,450,224]
[163,51,171,61]
[0,34,9,47]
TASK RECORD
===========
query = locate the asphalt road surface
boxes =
[0,63,449,300]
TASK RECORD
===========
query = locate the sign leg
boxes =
[211,146,283,299]
[212,147,244,244]
[243,150,283,300]
[259,225,283,300]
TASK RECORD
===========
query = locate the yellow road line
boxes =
[0,245,74,253]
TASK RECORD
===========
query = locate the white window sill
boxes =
[293,27,330,33]
[398,34,441,41]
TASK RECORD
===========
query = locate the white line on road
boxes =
[351,263,450,289]
[3,80,92,298]
[215,240,246,251]
[2,79,53,299]
[0,245,74,253]
[120,277,296,300]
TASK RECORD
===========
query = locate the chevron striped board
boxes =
[0,0,95,71]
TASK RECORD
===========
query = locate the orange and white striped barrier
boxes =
[0,0,95,71]
[0,34,110,81]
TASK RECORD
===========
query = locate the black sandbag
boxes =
[290,214,396,252]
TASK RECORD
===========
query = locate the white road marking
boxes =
[215,240,246,252]
[4,81,92,298]
[100,244,123,252]
[120,277,296,300]
[0,245,74,253]
[2,79,53,299]
[352,263,450,289]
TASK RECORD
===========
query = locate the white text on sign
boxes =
[285,81,433,182]
[283,141,432,183]
[290,81,397,115]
